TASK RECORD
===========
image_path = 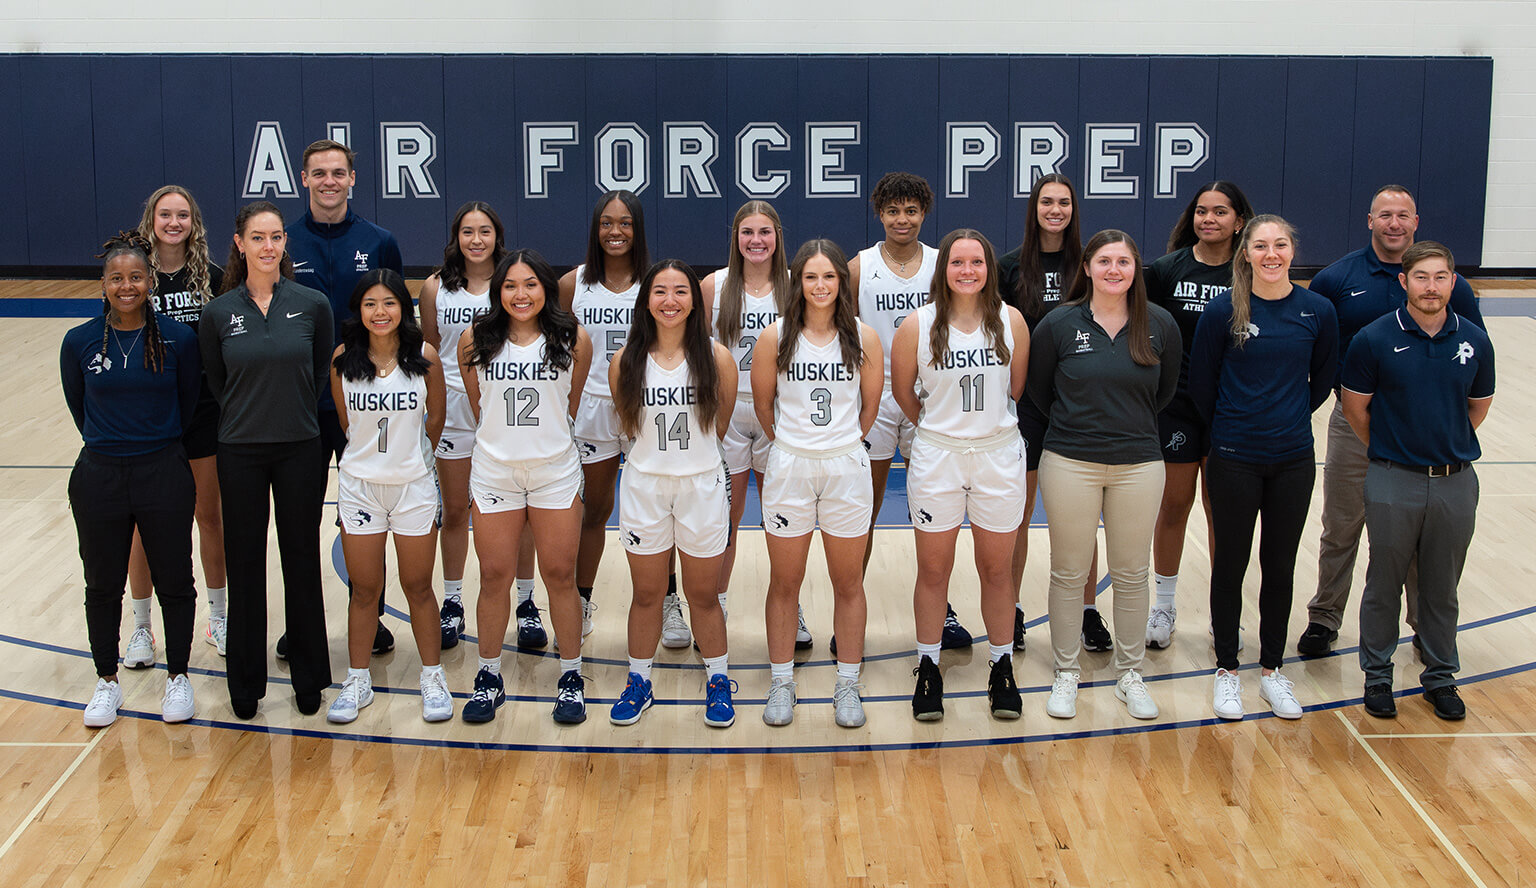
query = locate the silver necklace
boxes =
[112,325,146,366]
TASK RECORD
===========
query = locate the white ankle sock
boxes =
[347,666,370,684]
[421,664,444,681]
[206,586,227,620]
[917,641,941,664]
[517,579,535,604]
[444,579,462,602]
[836,661,860,682]
[629,657,653,682]
[1154,573,1177,611]
[132,597,152,628]
[770,660,793,681]
[478,657,501,676]
[989,643,1011,664]
[559,656,581,676]
[702,654,729,680]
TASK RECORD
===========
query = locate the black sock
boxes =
[667,573,678,597]
[578,586,593,603]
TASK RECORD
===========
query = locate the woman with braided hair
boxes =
[61,231,203,727]
[121,185,229,668]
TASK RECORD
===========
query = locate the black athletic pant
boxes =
[69,445,196,678]
[218,437,332,702]
[1207,453,1316,671]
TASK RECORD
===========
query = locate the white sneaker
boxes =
[1212,668,1244,720]
[581,598,597,638]
[83,678,123,727]
[327,674,374,724]
[1146,606,1176,649]
[421,669,453,723]
[795,605,813,649]
[661,593,691,649]
[1047,670,1079,719]
[833,677,866,728]
[762,676,796,726]
[1115,670,1159,720]
[162,674,195,723]
[1260,670,1303,719]
[123,626,155,668]
[1209,622,1245,652]
[205,617,227,657]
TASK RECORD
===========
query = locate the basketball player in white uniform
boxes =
[419,202,504,651]
[606,260,739,729]
[890,230,1030,723]
[326,270,450,725]
[702,201,810,649]
[463,250,593,726]
[559,190,650,640]
[850,172,973,649]
[750,239,883,728]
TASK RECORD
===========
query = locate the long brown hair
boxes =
[778,239,862,375]
[1228,214,1298,348]
[613,260,722,438]
[1013,173,1082,320]
[1064,229,1158,366]
[926,229,1009,368]
[220,201,295,293]
[138,185,215,305]
[436,201,507,293]
[715,201,790,346]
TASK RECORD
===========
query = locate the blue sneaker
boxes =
[461,667,505,723]
[609,672,653,726]
[704,673,737,728]
[552,670,587,725]
[516,599,548,648]
[941,605,973,650]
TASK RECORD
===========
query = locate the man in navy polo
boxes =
[1341,241,1494,720]
[286,139,405,656]
[1299,185,1484,656]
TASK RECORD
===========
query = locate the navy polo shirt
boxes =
[1309,246,1483,386]
[1341,308,1494,466]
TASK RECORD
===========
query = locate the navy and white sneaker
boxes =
[610,672,654,726]
[552,670,587,725]
[940,605,973,650]
[461,667,505,723]
[439,598,465,650]
[516,599,548,648]
[704,674,737,728]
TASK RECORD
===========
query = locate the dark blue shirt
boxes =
[1309,246,1483,386]
[61,314,201,456]
[1341,308,1495,466]
[1189,286,1338,463]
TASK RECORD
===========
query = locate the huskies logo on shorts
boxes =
[913,507,934,525]
[349,510,372,527]
[770,513,789,530]
[1167,431,1187,452]
[579,440,598,458]
[437,438,455,453]
[481,492,505,506]
[625,530,641,547]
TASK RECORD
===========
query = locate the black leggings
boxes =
[69,446,196,677]
[218,437,332,701]
[1207,453,1315,671]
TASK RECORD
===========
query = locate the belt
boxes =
[1372,458,1470,478]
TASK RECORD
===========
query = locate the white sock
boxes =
[917,641,941,664]
[629,657,653,682]
[478,656,501,676]
[989,643,1011,665]
[347,667,371,686]
[770,660,793,681]
[1154,573,1177,611]
[559,656,581,676]
[1015,602,1025,614]
[836,661,860,682]
[1083,604,1099,615]
[132,597,152,629]
[517,578,535,604]
[206,586,227,621]
[702,653,729,680]
[444,579,463,602]
[420,664,444,681]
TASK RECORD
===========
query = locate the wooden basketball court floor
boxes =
[3,281,1536,886]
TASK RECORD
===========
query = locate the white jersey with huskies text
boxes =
[857,242,939,386]
[772,320,864,453]
[340,360,433,485]
[473,336,577,464]
[435,285,490,392]
[711,267,778,395]
[625,356,721,477]
[570,264,639,401]
[913,303,1017,441]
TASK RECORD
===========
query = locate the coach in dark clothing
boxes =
[201,201,334,720]
[1342,241,1494,722]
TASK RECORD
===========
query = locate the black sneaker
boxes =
[1297,622,1338,658]
[275,633,288,661]
[372,620,395,655]
[516,599,549,648]
[1424,685,1466,721]
[988,654,1023,720]
[940,605,973,650]
[1081,608,1112,652]
[552,670,587,725]
[440,598,465,650]
[1013,608,1027,652]
[911,656,944,721]
[1363,683,1397,718]
[462,667,506,723]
